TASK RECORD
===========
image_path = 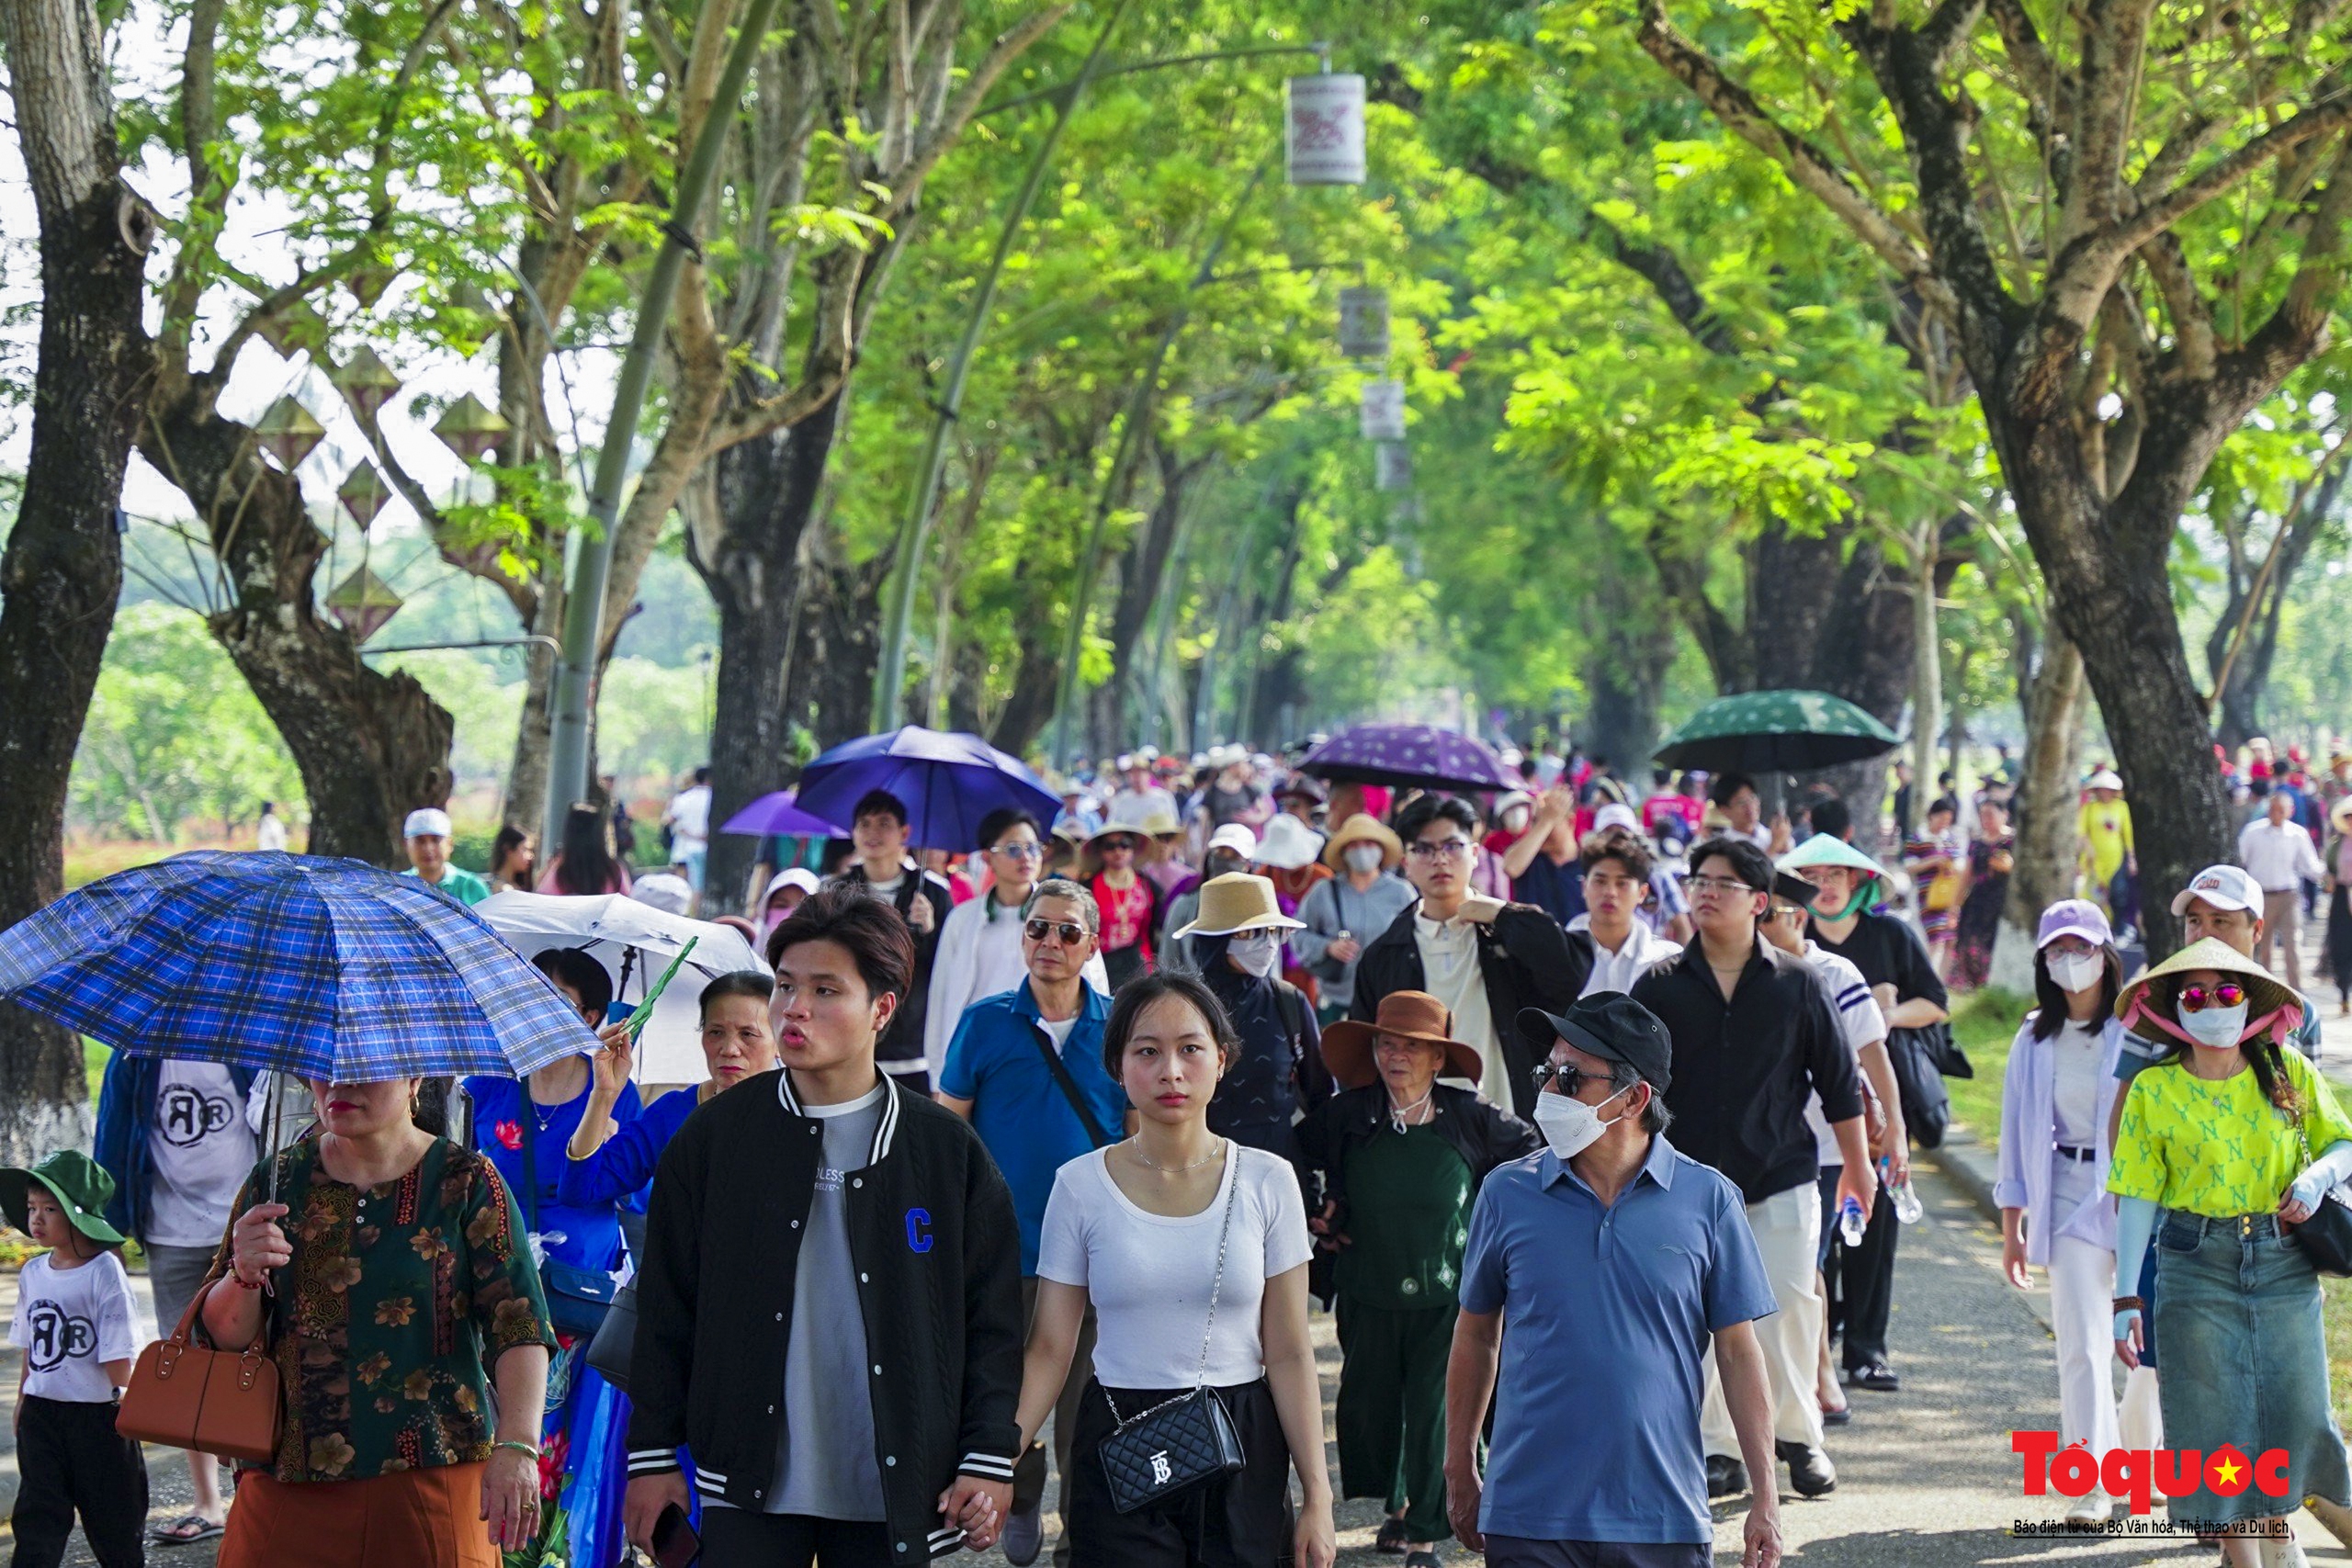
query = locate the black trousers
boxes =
[1066,1379,1293,1568]
[1838,1186,1900,1371]
[11,1393,148,1568]
[699,1509,895,1568]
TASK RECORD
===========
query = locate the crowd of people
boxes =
[13,736,2352,1568]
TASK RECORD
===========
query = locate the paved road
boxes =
[20,1151,2345,1566]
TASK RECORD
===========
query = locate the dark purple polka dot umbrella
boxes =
[1297,724,1518,793]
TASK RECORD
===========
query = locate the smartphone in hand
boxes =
[650,1503,699,1568]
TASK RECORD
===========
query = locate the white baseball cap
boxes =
[403,807,453,840]
[1592,803,1642,835]
[1206,823,1259,859]
[2170,863,2264,918]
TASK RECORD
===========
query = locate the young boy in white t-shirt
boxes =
[5,1149,150,1567]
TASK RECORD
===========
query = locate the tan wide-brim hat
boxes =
[1172,873,1306,939]
[1321,990,1485,1089]
[1321,812,1404,873]
[1139,808,1185,840]
[2114,936,2303,1047]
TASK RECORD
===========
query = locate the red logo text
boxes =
[2013,1431,2290,1516]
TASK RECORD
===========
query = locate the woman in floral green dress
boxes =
[198,1073,555,1567]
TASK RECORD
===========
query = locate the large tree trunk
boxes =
[1581,580,1679,781]
[2204,463,2346,752]
[503,589,563,829]
[698,395,845,910]
[0,0,155,1159]
[140,395,454,863]
[1991,632,2086,990]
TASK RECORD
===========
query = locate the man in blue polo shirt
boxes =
[938,877,1129,1567]
[1446,994,1784,1568]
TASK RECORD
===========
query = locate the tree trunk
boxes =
[698,395,845,909]
[2204,464,2345,752]
[140,395,454,864]
[0,0,155,1157]
[1991,633,2086,991]
[1582,606,1678,783]
[503,585,563,829]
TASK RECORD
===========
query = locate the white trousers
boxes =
[1703,1182,1826,1455]
[2045,1158,2123,1463]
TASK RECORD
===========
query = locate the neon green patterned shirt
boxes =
[2107,1049,2352,1218]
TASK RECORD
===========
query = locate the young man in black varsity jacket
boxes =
[624,888,1026,1567]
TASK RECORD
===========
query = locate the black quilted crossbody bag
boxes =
[1095,1148,1248,1513]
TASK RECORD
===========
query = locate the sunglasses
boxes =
[1098,838,1135,853]
[2178,981,2247,1011]
[1024,919,1089,945]
[1529,1061,1615,1097]
[990,841,1044,860]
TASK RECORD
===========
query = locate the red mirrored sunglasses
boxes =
[2177,981,2246,1012]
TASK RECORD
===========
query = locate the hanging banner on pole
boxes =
[1360,379,1407,442]
[1375,442,1412,491]
[1338,287,1390,360]
[1286,73,1367,186]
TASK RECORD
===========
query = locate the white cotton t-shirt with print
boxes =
[11,1250,146,1403]
[147,1059,261,1247]
[1800,944,1887,1167]
[1036,1143,1312,1390]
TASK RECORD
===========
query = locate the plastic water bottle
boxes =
[1838,1195,1866,1247]
[1879,1158,1924,1224]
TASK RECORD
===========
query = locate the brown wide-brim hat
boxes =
[1321,812,1404,873]
[2115,936,2303,1047]
[1322,990,1485,1089]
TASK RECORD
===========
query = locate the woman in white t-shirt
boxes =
[1005,972,1334,1568]
[1993,899,2133,1527]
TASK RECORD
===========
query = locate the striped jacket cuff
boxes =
[956,1450,1017,1482]
[626,1448,682,1477]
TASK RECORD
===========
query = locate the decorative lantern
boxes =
[1375,442,1412,491]
[433,393,510,463]
[1338,287,1389,361]
[339,347,403,422]
[325,564,404,644]
[338,463,389,528]
[253,396,325,471]
[1360,379,1407,442]
[1285,73,1367,186]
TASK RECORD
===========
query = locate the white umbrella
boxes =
[475,893,767,1084]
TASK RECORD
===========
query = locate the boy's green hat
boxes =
[0,1150,125,1247]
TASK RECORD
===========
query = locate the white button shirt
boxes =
[2237,818,2324,893]
[1414,910,1507,1104]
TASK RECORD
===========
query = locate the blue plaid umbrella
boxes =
[0,852,598,1082]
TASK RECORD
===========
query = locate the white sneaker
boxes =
[2064,1489,2114,1527]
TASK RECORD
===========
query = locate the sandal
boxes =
[1375,1517,1411,1554]
[150,1515,225,1547]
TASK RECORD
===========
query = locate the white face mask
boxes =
[1502,807,1532,834]
[1344,843,1385,874]
[2180,1001,2249,1049]
[1227,931,1282,978]
[1532,1083,1630,1160]
[2047,953,2105,994]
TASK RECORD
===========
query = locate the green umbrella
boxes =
[1653,689,1900,773]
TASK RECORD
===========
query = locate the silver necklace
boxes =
[1131,1135,1225,1173]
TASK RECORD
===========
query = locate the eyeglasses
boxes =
[990,841,1044,860]
[1024,919,1089,945]
[1530,1061,1614,1097]
[1406,839,1473,861]
[1683,874,1757,899]
[2178,982,2247,1011]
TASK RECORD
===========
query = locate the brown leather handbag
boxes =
[116,1278,283,1463]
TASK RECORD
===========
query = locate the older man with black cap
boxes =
[1447,993,1783,1568]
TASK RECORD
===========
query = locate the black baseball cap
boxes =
[1517,994,1674,1092]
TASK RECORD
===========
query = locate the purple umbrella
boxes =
[719,791,850,839]
[795,727,1062,851]
[1298,724,1518,793]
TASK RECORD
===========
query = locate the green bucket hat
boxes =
[0,1150,125,1248]
[1776,833,1891,919]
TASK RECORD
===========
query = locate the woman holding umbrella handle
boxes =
[201,1074,556,1568]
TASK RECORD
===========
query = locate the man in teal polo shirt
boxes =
[1446,994,1785,1568]
[937,878,1130,1567]
[401,807,491,906]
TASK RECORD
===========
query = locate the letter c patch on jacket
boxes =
[906,1207,933,1253]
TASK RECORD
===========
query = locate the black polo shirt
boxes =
[1630,938,1865,1204]
[1806,908,1948,1008]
